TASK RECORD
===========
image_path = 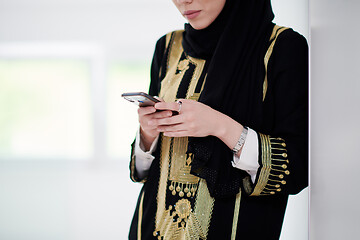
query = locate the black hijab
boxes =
[183,0,275,198]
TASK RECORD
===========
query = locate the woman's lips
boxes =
[184,10,201,20]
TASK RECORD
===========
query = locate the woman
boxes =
[129,0,308,239]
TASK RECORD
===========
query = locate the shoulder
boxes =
[269,28,308,71]
[272,28,308,60]
[281,27,307,39]
[275,28,308,49]
[152,30,184,64]
[155,30,184,50]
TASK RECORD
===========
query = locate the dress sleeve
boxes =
[248,30,309,196]
[148,35,167,97]
[129,35,166,183]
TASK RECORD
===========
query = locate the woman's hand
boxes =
[153,99,219,138]
[138,105,173,151]
[153,99,244,154]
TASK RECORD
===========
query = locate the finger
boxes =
[148,111,179,126]
[140,125,158,132]
[157,122,185,132]
[138,106,156,116]
[152,110,173,119]
[155,114,183,126]
[163,130,189,138]
[155,102,181,112]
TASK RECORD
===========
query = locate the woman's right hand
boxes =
[138,106,173,151]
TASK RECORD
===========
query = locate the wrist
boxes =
[211,111,226,138]
[140,127,158,151]
[213,112,244,148]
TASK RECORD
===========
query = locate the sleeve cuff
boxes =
[133,129,159,180]
[232,128,260,183]
[249,134,290,196]
[136,128,159,154]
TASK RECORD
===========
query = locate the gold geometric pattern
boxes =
[175,199,192,220]
[154,30,214,240]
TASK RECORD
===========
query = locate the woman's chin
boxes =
[188,21,210,30]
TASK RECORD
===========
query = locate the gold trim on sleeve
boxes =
[251,133,272,195]
[130,153,137,182]
[263,25,289,101]
[130,147,147,183]
[251,134,289,196]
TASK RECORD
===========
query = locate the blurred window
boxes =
[0,59,93,160]
[0,44,152,161]
[107,61,149,159]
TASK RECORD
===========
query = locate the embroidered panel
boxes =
[153,30,214,240]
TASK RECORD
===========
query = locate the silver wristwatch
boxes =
[232,126,248,155]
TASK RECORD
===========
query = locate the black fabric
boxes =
[182,0,277,198]
[129,138,163,240]
[181,0,231,60]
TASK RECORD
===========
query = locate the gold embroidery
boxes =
[168,31,183,72]
[137,191,145,240]
[130,151,146,183]
[251,134,289,196]
[231,188,242,240]
[154,31,214,239]
[185,55,205,98]
[169,181,198,198]
[189,93,200,101]
[177,59,190,72]
[169,137,198,184]
[263,25,289,101]
[175,199,192,220]
[251,133,272,196]
[155,134,172,235]
[130,153,136,182]
[188,179,214,239]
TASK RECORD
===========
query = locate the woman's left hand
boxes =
[151,99,225,138]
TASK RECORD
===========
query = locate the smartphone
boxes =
[121,92,160,107]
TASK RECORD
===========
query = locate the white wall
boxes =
[310,1,360,239]
[0,1,309,239]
